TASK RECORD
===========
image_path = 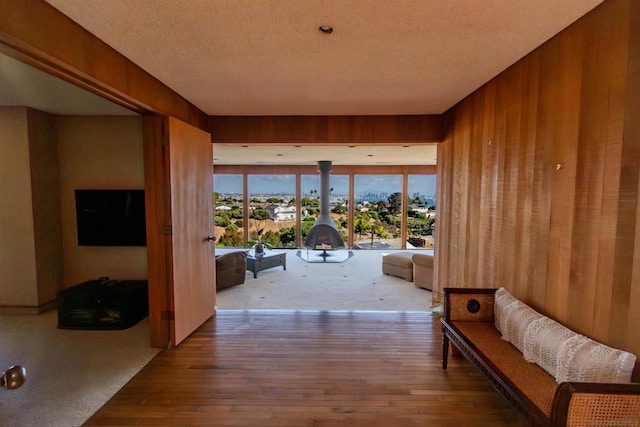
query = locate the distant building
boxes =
[267,205,296,221]
[410,206,435,218]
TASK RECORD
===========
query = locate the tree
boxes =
[249,207,271,220]
[370,224,387,246]
[229,206,243,219]
[279,227,296,246]
[407,217,434,237]
[301,197,318,207]
[387,192,402,215]
[214,213,230,227]
[266,197,283,203]
[407,208,426,219]
[354,217,371,239]
[216,228,243,247]
[332,204,346,214]
[262,230,281,247]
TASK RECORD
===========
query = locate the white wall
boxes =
[28,109,63,305]
[0,111,147,311]
[57,116,147,287]
[0,108,39,307]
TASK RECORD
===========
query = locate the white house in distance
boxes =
[267,205,296,222]
[410,206,435,218]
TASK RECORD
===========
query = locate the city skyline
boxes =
[214,174,436,197]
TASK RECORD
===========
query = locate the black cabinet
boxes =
[57,280,149,330]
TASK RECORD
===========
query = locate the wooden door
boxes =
[168,117,215,345]
[143,115,215,348]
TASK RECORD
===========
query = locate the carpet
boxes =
[0,311,159,427]
[216,249,433,311]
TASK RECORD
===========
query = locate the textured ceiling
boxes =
[43,0,603,116]
[0,54,132,116]
[1,0,603,166]
[213,144,437,166]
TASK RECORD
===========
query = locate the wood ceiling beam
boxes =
[209,115,443,144]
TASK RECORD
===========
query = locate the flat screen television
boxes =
[75,189,147,246]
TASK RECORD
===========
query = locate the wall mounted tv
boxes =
[75,189,147,246]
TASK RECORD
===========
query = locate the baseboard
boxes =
[0,299,57,315]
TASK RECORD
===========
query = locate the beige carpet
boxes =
[0,311,159,427]
[216,249,433,311]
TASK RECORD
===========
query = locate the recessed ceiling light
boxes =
[276,154,283,156]
[348,145,356,148]
[319,25,334,34]
[367,154,374,157]
[241,145,249,148]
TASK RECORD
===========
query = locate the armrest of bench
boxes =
[443,288,497,322]
[551,382,640,426]
[441,288,498,371]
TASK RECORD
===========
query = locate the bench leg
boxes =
[442,333,449,370]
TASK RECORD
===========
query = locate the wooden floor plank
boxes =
[84,310,527,426]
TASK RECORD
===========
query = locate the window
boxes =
[214,174,243,248]
[406,175,436,249]
[248,174,296,248]
[213,167,435,250]
[353,175,402,249]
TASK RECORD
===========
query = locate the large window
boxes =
[330,175,349,244]
[406,175,436,249]
[213,167,435,250]
[248,175,296,249]
[214,174,244,248]
[353,175,402,249]
[300,174,320,244]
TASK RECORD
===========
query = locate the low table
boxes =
[247,251,286,278]
[57,279,149,330]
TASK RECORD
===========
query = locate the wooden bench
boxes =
[441,288,640,426]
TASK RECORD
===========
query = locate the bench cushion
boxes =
[524,316,576,379]
[453,321,558,417]
[556,335,637,384]
[494,287,518,332]
[496,287,638,384]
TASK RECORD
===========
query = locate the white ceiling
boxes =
[1,0,603,165]
[213,143,437,166]
[43,0,602,116]
[0,53,132,116]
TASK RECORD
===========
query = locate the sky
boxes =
[214,174,436,196]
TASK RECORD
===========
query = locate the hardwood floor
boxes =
[84,310,527,426]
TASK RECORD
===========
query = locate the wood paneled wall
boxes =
[435,0,640,355]
[209,115,442,144]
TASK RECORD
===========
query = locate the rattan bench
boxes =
[441,288,640,427]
